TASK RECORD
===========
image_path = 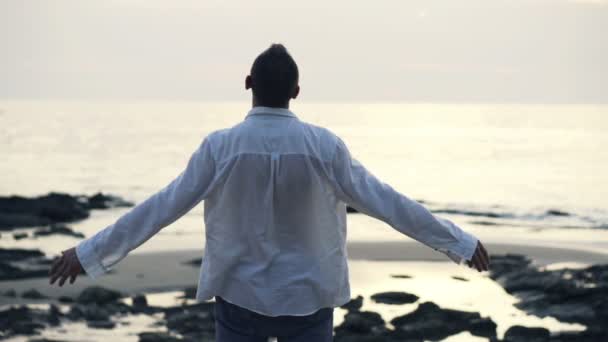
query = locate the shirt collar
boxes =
[245,106,298,119]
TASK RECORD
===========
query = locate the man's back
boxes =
[196,104,480,317]
[198,105,350,316]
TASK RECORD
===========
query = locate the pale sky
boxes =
[1,0,606,103]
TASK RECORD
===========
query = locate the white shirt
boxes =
[75,106,479,316]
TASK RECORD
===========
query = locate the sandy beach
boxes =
[2,241,607,306]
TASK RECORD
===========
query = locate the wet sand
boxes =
[2,240,606,307]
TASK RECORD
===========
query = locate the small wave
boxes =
[347,200,607,231]
[431,208,513,219]
[426,201,608,230]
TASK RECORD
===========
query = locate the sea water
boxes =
[1,100,607,255]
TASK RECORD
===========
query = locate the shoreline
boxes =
[1,240,606,307]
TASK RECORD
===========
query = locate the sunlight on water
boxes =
[343,261,586,340]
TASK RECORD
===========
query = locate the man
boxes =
[49,43,490,341]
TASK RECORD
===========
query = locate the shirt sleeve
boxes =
[329,137,478,265]
[75,136,217,279]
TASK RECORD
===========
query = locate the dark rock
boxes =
[104,301,134,316]
[335,310,385,335]
[370,291,418,305]
[0,247,51,284]
[33,224,84,238]
[470,220,499,226]
[138,332,183,342]
[389,302,496,340]
[132,294,148,308]
[346,206,359,213]
[340,295,364,311]
[76,286,123,305]
[0,260,50,281]
[3,289,17,297]
[64,301,132,325]
[0,192,90,229]
[0,247,45,261]
[58,296,74,303]
[431,208,508,219]
[87,192,133,209]
[11,321,46,335]
[165,309,215,336]
[489,254,608,328]
[469,317,499,339]
[546,209,570,217]
[47,304,62,326]
[0,192,133,230]
[179,286,197,299]
[551,326,608,341]
[28,338,69,342]
[451,276,469,281]
[487,253,532,280]
[0,305,51,337]
[181,257,202,267]
[87,304,113,321]
[334,336,397,342]
[516,300,596,325]
[86,319,116,329]
[389,274,412,279]
[162,301,215,317]
[503,325,550,341]
[21,289,48,299]
[13,232,28,240]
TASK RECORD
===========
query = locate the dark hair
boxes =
[250,43,299,106]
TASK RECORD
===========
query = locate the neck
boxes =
[252,98,289,109]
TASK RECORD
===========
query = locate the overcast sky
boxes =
[1,0,606,103]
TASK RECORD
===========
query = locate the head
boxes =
[245,43,300,108]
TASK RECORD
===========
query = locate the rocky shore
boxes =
[0,253,606,342]
[0,247,56,281]
[0,192,133,230]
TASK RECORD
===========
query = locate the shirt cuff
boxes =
[75,237,107,280]
[439,230,479,265]
[457,229,479,262]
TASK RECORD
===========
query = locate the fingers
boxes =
[49,256,65,276]
[50,253,78,286]
[475,241,489,271]
[479,242,490,267]
[474,243,489,272]
[58,272,70,287]
[50,260,69,285]
[49,257,67,284]
[472,250,483,272]
[464,241,490,273]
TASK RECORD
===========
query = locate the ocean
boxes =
[1,100,607,256]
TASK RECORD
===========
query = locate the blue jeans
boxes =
[214,296,334,342]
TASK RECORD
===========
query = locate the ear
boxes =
[245,75,252,90]
[292,85,300,99]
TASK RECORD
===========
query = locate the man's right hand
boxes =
[466,240,490,272]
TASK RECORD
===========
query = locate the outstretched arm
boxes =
[329,137,489,270]
[49,136,217,286]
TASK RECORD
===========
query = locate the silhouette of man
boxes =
[49,43,490,342]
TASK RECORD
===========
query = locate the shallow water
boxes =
[1,260,586,342]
